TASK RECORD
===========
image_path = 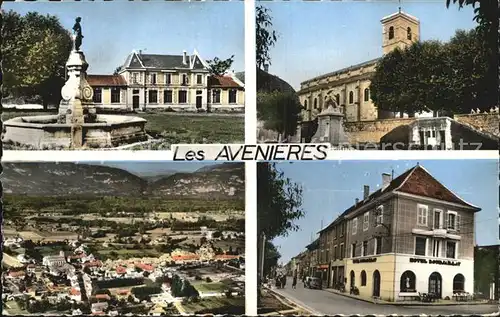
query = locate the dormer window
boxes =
[407,27,412,40]
[389,26,395,40]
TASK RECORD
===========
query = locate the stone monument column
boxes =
[311,95,349,147]
[58,17,96,148]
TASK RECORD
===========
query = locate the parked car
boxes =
[308,277,322,290]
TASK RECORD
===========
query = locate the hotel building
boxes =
[313,164,479,301]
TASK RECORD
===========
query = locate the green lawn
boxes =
[2,111,244,149]
[182,297,244,314]
[192,282,227,293]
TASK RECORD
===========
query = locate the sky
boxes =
[84,161,222,177]
[3,1,244,74]
[261,0,477,90]
[271,160,499,264]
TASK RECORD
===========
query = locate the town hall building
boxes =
[298,9,420,123]
[87,50,245,112]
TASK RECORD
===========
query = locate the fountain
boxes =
[2,17,147,149]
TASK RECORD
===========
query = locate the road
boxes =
[273,277,499,315]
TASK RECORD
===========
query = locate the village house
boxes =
[88,49,244,112]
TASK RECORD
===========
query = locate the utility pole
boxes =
[259,233,266,283]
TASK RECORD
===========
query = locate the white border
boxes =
[2,149,497,162]
[244,0,257,315]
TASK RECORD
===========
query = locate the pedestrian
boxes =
[292,275,297,289]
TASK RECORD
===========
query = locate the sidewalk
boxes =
[324,288,493,306]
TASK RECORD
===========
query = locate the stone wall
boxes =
[344,118,415,144]
[454,113,500,138]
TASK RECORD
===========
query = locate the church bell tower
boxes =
[381,7,420,55]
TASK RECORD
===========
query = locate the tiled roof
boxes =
[345,165,480,218]
[305,238,319,251]
[396,165,480,209]
[88,75,127,87]
[9,270,26,277]
[320,165,480,232]
[125,52,207,70]
[208,75,243,88]
[172,254,200,261]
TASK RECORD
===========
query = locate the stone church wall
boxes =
[344,118,415,144]
[454,113,500,138]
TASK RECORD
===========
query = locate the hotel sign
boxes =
[409,258,461,266]
[353,258,377,264]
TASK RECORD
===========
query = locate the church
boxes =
[298,9,420,123]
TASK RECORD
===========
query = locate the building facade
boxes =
[313,164,480,301]
[88,50,244,112]
[298,10,420,123]
[344,165,479,301]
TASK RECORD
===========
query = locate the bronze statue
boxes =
[73,17,84,51]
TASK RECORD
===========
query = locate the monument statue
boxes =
[73,17,84,51]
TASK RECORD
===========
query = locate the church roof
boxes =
[381,10,419,23]
[300,57,380,86]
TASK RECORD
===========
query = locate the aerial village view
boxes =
[1,162,245,315]
[1,1,244,150]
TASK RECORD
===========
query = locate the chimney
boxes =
[382,173,392,189]
[363,185,370,200]
[355,198,360,205]
[182,50,187,65]
[264,64,269,73]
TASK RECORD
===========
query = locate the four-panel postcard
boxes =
[1,0,498,316]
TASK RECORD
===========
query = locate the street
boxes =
[273,277,499,315]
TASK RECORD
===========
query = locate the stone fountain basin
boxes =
[3,114,148,149]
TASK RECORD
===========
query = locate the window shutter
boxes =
[431,210,435,229]
[456,215,461,232]
[444,213,448,229]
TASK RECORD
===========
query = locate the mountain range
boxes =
[1,162,244,199]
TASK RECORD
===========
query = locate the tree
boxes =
[445,29,491,112]
[264,241,281,278]
[257,162,304,241]
[256,6,278,70]
[206,56,234,77]
[1,10,72,108]
[446,0,498,108]
[257,91,303,138]
[371,32,491,115]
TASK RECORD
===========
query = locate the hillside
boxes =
[1,162,244,199]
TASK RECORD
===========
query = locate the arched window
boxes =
[360,270,367,286]
[389,26,394,40]
[350,270,355,288]
[304,100,308,109]
[314,98,318,109]
[349,91,354,104]
[364,88,370,102]
[453,274,465,293]
[407,27,412,40]
[335,94,340,105]
[400,271,416,292]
